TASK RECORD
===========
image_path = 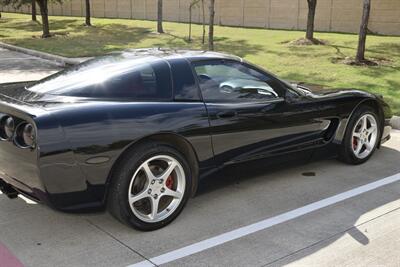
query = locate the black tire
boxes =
[338,105,381,165]
[107,142,192,231]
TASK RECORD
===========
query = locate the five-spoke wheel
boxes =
[351,114,378,159]
[128,155,185,223]
[339,105,381,164]
[108,142,192,231]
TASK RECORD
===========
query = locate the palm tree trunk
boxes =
[202,0,205,44]
[37,0,51,38]
[188,6,192,41]
[32,0,37,21]
[85,0,91,26]
[208,0,215,51]
[188,0,200,42]
[306,0,317,40]
[356,0,371,62]
[157,0,164,33]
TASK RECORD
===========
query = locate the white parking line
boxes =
[128,172,400,267]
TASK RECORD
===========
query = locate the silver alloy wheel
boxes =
[128,155,186,223]
[351,114,378,159]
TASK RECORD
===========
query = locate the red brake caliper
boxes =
[353,137,358,150]
[165,175,174,189]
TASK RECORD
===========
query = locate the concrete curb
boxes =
[0,42,88,66]
[391,116,400,130]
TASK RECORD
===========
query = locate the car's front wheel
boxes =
[108,142,192,231]
[339,105,381,164]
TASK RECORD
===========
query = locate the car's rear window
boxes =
[27,56,173,100]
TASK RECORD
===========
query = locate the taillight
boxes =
[0,116,15,140]
[5,117,15,138]
[0,114,36,149]
[15,123,36,148]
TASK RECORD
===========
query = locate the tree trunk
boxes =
[202,0,205,44]
[306,0,317,40]
[188,0,200,42]
[36,0,51,38]
[188,6,192,42]
[32,0,37,21]
[208,0,215,51]
[157,0,164,33]
[356,0,371,62]
[85,0,91,26]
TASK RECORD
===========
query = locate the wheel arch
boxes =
[334,98,384,146]
[105,132,200,202]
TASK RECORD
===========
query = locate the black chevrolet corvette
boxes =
[0,49,392,230]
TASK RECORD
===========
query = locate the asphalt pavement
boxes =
[1,48,400,267]
[0,47,61,83]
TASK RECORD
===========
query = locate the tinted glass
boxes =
[169,59,200,101]
[194,60,283,102]
[28,57,172,100]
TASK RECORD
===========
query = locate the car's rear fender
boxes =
[104,132,201,202]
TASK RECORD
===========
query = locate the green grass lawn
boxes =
[1,12,400,114]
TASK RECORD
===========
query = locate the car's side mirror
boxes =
[284,91,300,104]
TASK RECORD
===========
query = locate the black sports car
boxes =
[0,49,392,230]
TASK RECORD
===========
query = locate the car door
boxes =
[192,59,330,165]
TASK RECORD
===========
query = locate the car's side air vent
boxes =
[323,118,340,141]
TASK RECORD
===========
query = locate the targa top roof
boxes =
[113,48,243,62]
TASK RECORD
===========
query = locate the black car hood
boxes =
[292,81,376,99]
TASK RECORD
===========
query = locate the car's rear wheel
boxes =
[108,142,192,231]
[338,105,380,164]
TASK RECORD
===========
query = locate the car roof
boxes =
[110,48,243,63]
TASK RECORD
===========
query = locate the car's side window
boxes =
[104,60,172,99]
[193,60,283,103]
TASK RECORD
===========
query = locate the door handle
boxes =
[216,111,237,118]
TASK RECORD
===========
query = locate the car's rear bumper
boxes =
[0,152,49,204]
[0,142,105,211]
